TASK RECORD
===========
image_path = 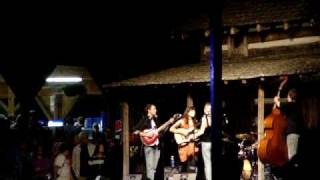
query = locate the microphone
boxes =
[173,113,182,120]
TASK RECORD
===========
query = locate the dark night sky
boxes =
[1,4,211,106]
[2,4,208,85]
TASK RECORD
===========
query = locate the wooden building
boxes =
[103,0,320,179]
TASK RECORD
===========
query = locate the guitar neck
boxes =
[157,118,173,133]
[273,77,288,108]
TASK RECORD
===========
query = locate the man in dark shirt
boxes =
[274,88,303,160]
[133,104,161,180]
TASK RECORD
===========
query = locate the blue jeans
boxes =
[144,146,160,180]
[201,142,212,180]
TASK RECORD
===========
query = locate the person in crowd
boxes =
[32,144,51,180]
[54,143,72,180]
[72,132,96,180]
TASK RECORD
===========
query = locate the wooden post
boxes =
[227,35,234,57]
[243,35,248,56]
[122,102,129,179]
[258,84,265,180]
[8,87,15,116]
[51,94,63,119]
[186,92,194,108]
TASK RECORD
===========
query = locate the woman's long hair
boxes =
[182,106,196,125]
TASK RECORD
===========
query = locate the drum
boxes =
[242,159,252,180]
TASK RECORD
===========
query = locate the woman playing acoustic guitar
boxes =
[170,106,199,173]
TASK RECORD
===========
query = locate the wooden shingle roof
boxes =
[177,0,315,31]
[223,0,309,27]
[104,44,320,88]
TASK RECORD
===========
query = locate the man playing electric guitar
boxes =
[133,104,181,180]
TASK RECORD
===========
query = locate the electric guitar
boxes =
[134,113,182,146]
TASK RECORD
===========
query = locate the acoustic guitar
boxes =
[174,128,199,146]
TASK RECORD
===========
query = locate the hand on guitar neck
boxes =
[274,96,281,108]
[174,127,199,145]
[134,113,182,146]
[273,76,288,109]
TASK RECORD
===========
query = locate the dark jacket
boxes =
[281,102,303,134]
[133,115,161,131]
[133,115,164,148]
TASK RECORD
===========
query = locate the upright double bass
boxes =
[257,77,289,167]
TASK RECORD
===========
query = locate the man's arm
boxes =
[195,116,207,138]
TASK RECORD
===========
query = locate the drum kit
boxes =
[236,132,258,180]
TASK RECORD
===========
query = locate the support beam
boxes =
[8,87,15,116]
[248,36,320,49]
[0,83,8,98]
[62,95,79,119]
[52,94,63,120]
[254,98,287,104]
[0,100,8,112]
[122,102,129,179]
[258,85,265,180]
[186,92,194,108]
[35,96,53,120]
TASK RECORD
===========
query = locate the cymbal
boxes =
[250,131,257,135]
[222,137,234,143]
[235,133,251,140]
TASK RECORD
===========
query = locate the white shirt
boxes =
[54,154,71,180]
[150,119,159,145]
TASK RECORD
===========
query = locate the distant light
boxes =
[46,77,82,83]
[48,120,64,127]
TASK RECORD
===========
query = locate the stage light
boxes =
[46,77,82,83]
